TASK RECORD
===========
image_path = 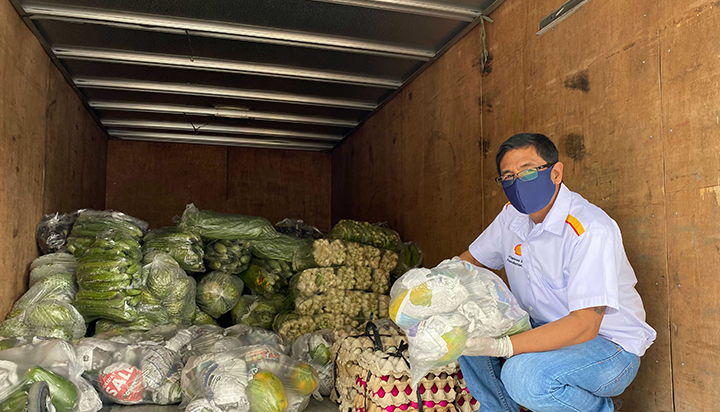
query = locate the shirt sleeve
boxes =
[566,225,621,315]
[468,206,507,270]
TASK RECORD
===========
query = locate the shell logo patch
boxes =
[514,244,522,256]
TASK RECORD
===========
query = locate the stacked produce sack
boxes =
[143,227,205,273]
[0,338,102,412]
[389,257,531,386]
[274,220,401,341]
[331,320,460,412]
[70,211,149,325]
[0,253,85,341]
[95,252,197,334]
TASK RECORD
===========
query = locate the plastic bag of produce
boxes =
[231,296,289,330]
[6,273,77,319]
[79,339,183,405]
[142,252,197,322]
[192,308,217,326]
[292,240,398,272]
[389,257,531,386]
[274,219,324,240]
[294,291,389,319]
[143,227,206,272]
[94,304,173,335]
[180,325,287,365]
[392,241,424,278]
[273,313,363,342]
[179,204,279,241]
[290,267,388,297]
[0,300,86,341]
[250,235,310,263]
[36,211,83,254]
[290,331,334,397]
[238,259,290,298]
[326,219,401,250]
[67,210,148,257]
[204,240,253,274]
[0,339,101,412]
[181,345,317,412]
[29,253,77,287]
[74,290,141,323]
[196,272,244,318]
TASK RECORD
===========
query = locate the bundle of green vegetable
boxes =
[274,313,363,341]
[250,234,310,262]
[326,219,401,250]
[292,239,398,272]
[0,252,85,340]
[178,204,279,241]
[94,304,173,335]
[66,210,148,257]
[28,253,77,286]
[231,295,290,330]
[290,266,390,297]
[141,252,197,322]
[196,271,245,318]
[74,231,144,323]
[192,307,217,326]
[143,227,205,272]
[294,290,390,318]
[392,241,424,279]
[238,258,291,297]
[204,239,252,274]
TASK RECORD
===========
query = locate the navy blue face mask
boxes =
[502,167,557,214]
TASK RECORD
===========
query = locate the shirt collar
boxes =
[507,183,571,238]
[543,183,572,236]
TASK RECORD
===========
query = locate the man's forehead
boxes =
[500,146,545,171]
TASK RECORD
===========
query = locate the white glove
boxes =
[462,336,514,358]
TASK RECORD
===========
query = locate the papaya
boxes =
[246,370,288,412]
[288,363,319,396]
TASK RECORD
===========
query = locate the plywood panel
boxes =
[227,147,331,231]
[332,26,485,266]
[105,141,333,231]
[0,0,106,320]
[661,7,720,411]
[105,141,228,228]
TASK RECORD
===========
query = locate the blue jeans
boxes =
[458,336,640,412]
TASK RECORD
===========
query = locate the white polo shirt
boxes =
[469,184,656,357]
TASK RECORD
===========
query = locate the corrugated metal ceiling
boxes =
[11,0,503,151]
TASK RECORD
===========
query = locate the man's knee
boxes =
[501,355,555,407]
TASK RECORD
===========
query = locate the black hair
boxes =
[495,133,559,175]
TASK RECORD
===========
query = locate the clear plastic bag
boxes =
[238,259,291,297]
[273,313,363,342]
[179,204,279,241]
[181,345,318,412]
[7,273,77,319]
[290,267,389,298]
[326,220,401,251]
[250,235,311,263]
[292,239,398,273]
[0,339,102,412]
[231,296,290,330]
[79,340,183,405]
[142,252,197,323]
[0,300,86,341]
[274,219,324,240]
[196,272,244,319]
[67,210,148,257]
[29,253,77,287]
[389,257,531,386]
[392,241,424,279]
[294,290,389,319]
[204,240,253,274]
[143,228,205,273]
[179,325,287,365]
[36,211,83,255]
[290,331,335,397]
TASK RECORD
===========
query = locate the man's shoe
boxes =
[613,399,624,411]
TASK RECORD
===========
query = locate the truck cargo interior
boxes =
[1,0,718,411]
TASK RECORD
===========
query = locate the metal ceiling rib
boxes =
[13,0,504,151]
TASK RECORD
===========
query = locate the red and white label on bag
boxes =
[99,365,145,403]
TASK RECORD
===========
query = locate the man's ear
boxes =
[552,162,564,184]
